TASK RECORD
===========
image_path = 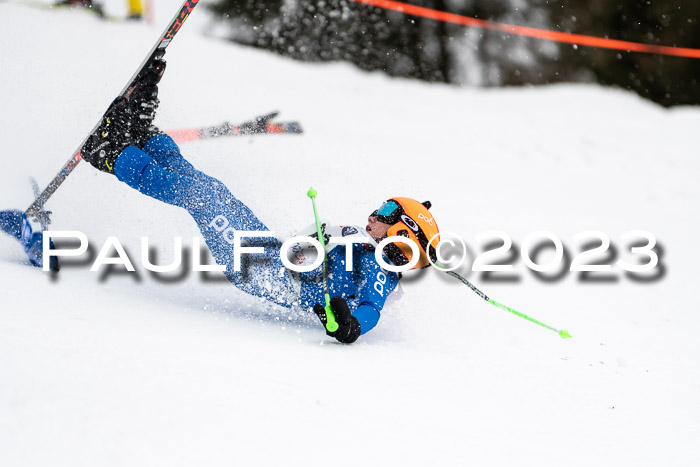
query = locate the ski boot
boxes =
[81,97,134,174]
[129,58,167,148]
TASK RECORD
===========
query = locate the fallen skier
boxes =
[79,58,440,344]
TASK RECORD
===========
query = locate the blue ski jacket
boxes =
[292,227,400,334]
[113,134,399,335]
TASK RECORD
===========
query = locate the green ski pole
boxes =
[306,188,339,333]
[439,267,572,339]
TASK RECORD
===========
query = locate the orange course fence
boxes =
[350,0,700,59]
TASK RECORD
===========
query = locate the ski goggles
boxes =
[370,200,403,225]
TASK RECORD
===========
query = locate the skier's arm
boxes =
[353,249,399,335]
[353,303,381,335]
[311,247,399,342]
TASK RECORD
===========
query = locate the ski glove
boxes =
[82,97,134,174]
[313,296,362,344]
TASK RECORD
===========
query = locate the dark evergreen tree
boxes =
[550,0,700,106]
[207,0,284,47]
[207,0,700,106]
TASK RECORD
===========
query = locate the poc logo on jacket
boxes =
[374,271,388,296]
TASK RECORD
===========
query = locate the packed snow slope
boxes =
[1,1,699,466]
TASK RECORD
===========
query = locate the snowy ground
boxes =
[1,1,699,466]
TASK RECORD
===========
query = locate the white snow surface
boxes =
[1,1,700,466]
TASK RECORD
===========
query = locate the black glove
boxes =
[82,96,134,173]
[129,58,166,147]
[313,296,362,344]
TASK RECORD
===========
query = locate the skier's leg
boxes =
[141,134,197,175]
[114,147,299,308]
[141,134,242,209]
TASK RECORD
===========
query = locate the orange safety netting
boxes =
[351,0,700,59]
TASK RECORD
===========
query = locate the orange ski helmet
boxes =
[370,197,439,270]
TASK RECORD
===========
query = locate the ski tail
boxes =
[166,128,203,144]
[167,112,304,144]
[266,121,304,134]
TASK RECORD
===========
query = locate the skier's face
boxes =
[366,216,392,242]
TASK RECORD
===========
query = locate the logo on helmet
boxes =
[400,214,419,232]
[417,213,434,226]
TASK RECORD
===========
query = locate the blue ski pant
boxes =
[113,134,299,308]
